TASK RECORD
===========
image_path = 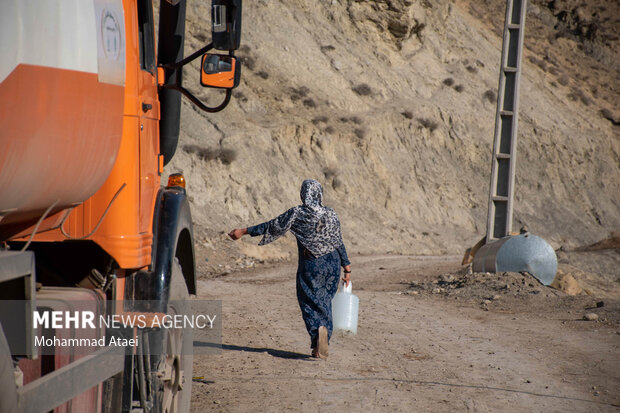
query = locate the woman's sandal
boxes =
[317,326,328,359]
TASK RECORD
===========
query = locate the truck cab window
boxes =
[137,0,156,73]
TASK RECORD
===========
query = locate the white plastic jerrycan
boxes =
[332,281,359,334]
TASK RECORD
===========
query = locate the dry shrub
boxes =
[443,77,455,86]
[557,75,569,86]
[417,118,438,132]
[354,128,366,139]
[401,110,414,119]
[257,71,269,79]
[320,45,335,52]
[571,87,591,105]
[352,83,372,96]
[453,84,465,93]
[324,125,335,134]
[219,148,237,164]
[303,98,317,108]
[312,116,329,125]
[590,86,598,97]
[240,55,256,71]
[342,116,363,124]
[527,56,548,72]
[290,86,310,102]
[466,65,478,73]
[233,91,248,103]
[183,144,216,161]
[195,32,208,43]
[183,144,237,164]
[483,90,496,103]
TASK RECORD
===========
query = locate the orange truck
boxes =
[0,0,241,412]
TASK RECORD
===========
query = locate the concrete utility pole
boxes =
[472,0,558,285]
[486,0,527,242]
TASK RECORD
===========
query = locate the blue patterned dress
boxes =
[247,222,351,348]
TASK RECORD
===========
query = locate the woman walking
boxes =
[228,179,351,359]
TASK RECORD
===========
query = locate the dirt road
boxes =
[190,255,620,412]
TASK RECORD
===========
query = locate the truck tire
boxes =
[154,258,193,413]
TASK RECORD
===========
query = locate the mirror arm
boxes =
[159,42,234,113]
[161,83,232,113]
[162,42,214,71]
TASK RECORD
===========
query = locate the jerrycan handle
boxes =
[342,280,352,294]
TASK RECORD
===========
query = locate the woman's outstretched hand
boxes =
[228,228,248,240]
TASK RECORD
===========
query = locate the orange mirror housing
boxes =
[200,54,240,89]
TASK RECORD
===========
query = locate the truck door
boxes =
[136,0,160,235]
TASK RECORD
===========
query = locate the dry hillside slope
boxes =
[166,0,619,264]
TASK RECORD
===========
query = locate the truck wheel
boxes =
[0,326,18,413]
[155,258,193,413]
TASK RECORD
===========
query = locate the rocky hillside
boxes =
[166,0,619,262]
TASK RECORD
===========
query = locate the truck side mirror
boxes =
[200,54,240,89]
[212,0,242,50]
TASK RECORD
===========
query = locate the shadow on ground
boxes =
[194,341,311,360]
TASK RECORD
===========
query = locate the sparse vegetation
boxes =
[483,90,496,103]
[354,128,366,139]
[443,77,455,87]
[466,65,478,73]
[320,45,335,52]
[401,110,414,119]
[557,75,569,86]
[570,87,591,105]
[324,125,335,134]
[352,83,372,96]
[341,116,362,124]
[239,55,256,71]
[183,144,237,164]
[195,32,208,43]
[257,71,269,79]
[290,86,310,102]
[417,118,438,132]
[233,91,248,103]
[219,148,238,164]
[302,98,316,108]
[311,116,329,125]
[454,84,465,93]
[528,56,548,72]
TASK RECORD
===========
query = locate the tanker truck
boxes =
[0,0,241,412]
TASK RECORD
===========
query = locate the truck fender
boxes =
[129,187,195,310]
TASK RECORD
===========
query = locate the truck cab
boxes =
[0,1,242,412]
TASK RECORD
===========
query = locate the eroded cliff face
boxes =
[166,0,619,261]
